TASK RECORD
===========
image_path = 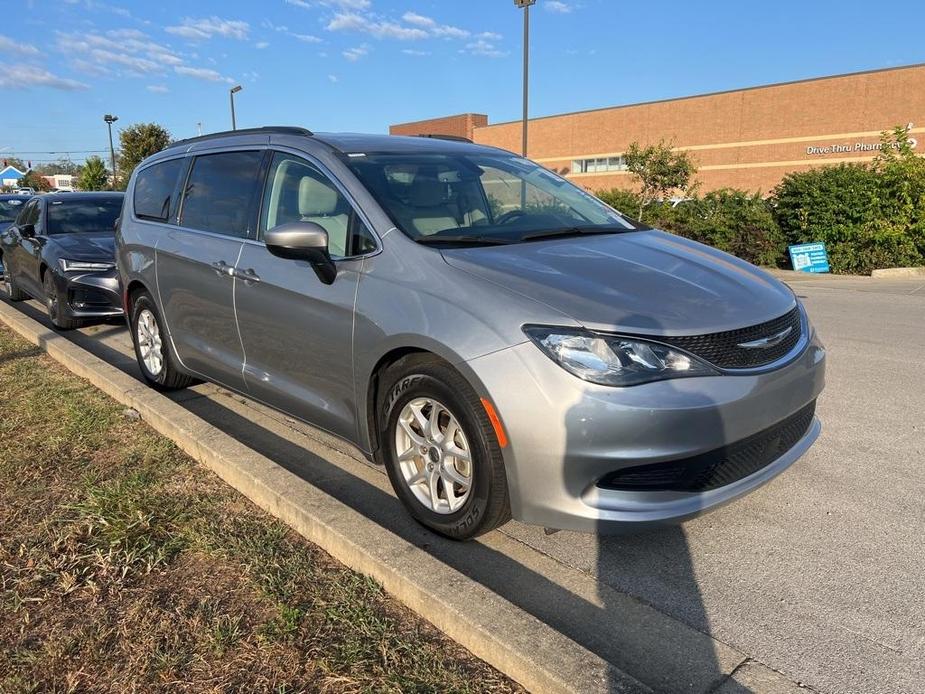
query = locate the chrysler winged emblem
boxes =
[737,326,793,349]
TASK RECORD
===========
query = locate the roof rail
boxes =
[168,126,314,149]
[415,133,473,143]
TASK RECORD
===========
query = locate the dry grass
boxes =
[0,325,521,694]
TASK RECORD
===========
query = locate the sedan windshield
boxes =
[47,198,123,235]
[344,151,642,245]
[0,199,25,222]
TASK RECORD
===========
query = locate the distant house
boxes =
[0,165,26,188]
[42,174,75,192]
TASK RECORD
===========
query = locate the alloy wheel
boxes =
[393,397,473,514]
[136,308,164,376]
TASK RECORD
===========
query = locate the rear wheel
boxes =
[130,291,197,390]
[3,258,27,301]
[379,355,511,540]
[43,272,81,330]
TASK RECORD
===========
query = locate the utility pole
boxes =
[103,114,118,189]
[230,85,242,130]
[514,0,536,157]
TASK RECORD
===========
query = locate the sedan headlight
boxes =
[58,259,115,273]
[524,325,719,386]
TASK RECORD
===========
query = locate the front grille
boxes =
[657,306,802,369]
[598,400,816,493]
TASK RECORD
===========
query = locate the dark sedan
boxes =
[0,195,28,276]
[1,192,124,329]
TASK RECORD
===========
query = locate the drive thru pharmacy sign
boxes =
[789,243,830,273]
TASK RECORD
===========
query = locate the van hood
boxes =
[51,232,116,261]
[441,230,796,336]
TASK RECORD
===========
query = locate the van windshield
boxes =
[344,151,643,245]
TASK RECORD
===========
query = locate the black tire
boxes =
[43,271,81,330]
[379,355,511,540]
[3,259,27,301]
[129,291,197,390]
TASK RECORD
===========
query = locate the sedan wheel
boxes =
[136,308,164,377]
[43,272,79,329]
[394,397,473,514]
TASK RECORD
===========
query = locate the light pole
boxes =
[229,85,242,130]
[103,114,118,190]
[514,0,535,157]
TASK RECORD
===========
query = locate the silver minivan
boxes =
[116,126,825,539]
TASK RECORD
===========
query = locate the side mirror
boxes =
[19,223,35,238]
[265,221,336,284]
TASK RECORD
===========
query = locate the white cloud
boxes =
[545,1,573,13]
[328,73,338,82]
[174,65,235,83]
[255,41,270,49]
[56,29,185,79]
[147,84,169,93]
[327,12,428,40]
[166,16,250,41]
[477,31,502,41]
[401,48,431,56]
[463,39,508,58]
[291,32,322,43]
[0,35,40,56]
[342,44,369,61]
[0,64,89,91]
[400,11,469,38]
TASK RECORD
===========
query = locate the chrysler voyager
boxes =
[116,127,825,539]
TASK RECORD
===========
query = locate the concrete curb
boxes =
[0,299,649,694]
[870,266,925,278]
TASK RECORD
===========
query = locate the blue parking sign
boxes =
[788,242,830,273]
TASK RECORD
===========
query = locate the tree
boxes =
[624,140,697,220]
[118,122,172,188]
[77,156,110,191]
[35,159,81,176]
[18,170,52,192]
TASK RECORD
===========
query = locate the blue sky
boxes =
[0,0,919,166]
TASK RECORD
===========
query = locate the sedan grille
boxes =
[598,400,816,493]
[656,306,802,369]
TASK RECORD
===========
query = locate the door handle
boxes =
[234,268,261,285]
[211,260,234,277]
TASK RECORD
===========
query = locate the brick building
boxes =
[390,64,925,195]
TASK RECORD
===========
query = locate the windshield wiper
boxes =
[520,227,626,242]
[415,234,514,246]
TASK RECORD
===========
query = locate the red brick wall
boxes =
[390,113,488,141]
[392,66,925,195]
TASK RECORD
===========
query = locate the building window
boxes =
[572,156,627,174]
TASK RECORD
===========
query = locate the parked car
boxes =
[14,187,35,196]
[116,127,825,540]
[1,192,124,329]
[0,194,27,278]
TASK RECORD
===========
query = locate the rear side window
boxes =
[179,151,264,238]
[134,158,184,222]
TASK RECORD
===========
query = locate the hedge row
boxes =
[596,131,925,274]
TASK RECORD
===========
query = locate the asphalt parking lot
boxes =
[2,273,923,694]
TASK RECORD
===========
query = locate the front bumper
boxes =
[57,269,123,319]
[464,329,826,533]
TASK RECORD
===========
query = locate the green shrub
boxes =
[771,127,925,274]
[597,188,642,219]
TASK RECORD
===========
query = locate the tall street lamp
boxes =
[103,114,118,190]
[230,85,243,130]
[514,0,536,157]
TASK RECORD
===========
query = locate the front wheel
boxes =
[379,356,511,540]
[43,272,81,330]
[130,291,197,390]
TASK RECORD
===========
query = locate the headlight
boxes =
[523,325,719,386]
[58,259,115,273]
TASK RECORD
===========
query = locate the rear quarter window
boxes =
[134,158,184,222]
